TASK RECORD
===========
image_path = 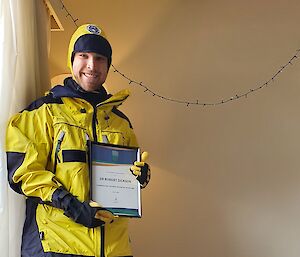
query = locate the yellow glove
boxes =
[89,201,117,224]
[130,151,151,188]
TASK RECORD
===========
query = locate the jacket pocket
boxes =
[102,130,127,146]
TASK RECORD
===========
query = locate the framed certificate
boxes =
[88,141,142,218]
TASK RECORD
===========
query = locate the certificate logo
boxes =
[112,150,119,163]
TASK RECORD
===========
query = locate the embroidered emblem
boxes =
[86,25,101,35]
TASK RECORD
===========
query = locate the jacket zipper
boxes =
[92,107,98,142]
[53,131,65,173]
[91,107,106,257]
[100,226,105,257]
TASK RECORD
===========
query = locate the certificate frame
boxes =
[88,141,142,218]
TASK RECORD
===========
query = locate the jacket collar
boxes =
[50,77,130,108]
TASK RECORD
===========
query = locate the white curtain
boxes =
[0,0,50,256]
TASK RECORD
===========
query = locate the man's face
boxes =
[72,52,109,92]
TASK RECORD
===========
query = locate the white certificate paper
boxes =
[89,142,141,217]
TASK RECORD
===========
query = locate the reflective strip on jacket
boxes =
[6,81,138,257]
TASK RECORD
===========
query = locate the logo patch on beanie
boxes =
[86,25,101,35]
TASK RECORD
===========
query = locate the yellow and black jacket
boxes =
[6,78,138,257]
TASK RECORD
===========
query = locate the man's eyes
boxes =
[77,53,106,61]
[79,53,88,58]
[95,56,107,61]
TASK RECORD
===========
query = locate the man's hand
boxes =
[89,201,117,224]
[51,188,115,228]
[130,151,151,188]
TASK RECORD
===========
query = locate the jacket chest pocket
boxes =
[52,122,90,199]
[52,123,88,163]
[101,130,128,146]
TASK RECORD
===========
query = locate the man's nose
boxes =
[87,57,96,69]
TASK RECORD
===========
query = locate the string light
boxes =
[60,0,79,26]
[59,0,300,107]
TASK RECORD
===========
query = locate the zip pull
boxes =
[85,132,91,151]
[57,130,65,143]
[85,133,92,177]
[85,133,90,142]
[103,110,110,128]
[102,135,109,143]
[56,131,65,160]
[85,133,91,146]
[53,131,65,173]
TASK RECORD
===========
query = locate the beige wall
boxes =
[50,0,300,256]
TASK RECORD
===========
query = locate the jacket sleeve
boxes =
[128,127,139,148]
[6,104,63,202]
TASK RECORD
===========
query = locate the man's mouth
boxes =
[83,72,98,78]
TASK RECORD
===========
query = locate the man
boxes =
[6,24,150,257]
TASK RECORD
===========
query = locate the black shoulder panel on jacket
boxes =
[23,93,63,112]
[6,151,25,194]
[112,107,133,128]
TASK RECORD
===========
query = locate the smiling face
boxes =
[72,52,109,92]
